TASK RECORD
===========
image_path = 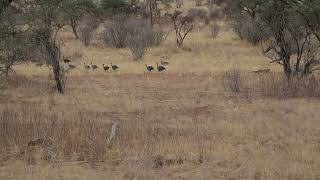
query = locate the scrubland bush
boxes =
[102,16,165,60]
[175,0,183,8]
[79,18,100,47]
[102,15,129,48]
[79,27,93,47]
[167,10,194,46]
[208,8,224,21]
[223,68,241,93]
[195,0,203,6]
[187,8,208,24]
[127,22,165,60]
[211,22,220,39]
[232,14,266,44]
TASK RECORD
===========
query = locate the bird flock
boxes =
[61,57,169,72]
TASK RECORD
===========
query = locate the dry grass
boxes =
[1,1,320,179]
[1,72,320,179]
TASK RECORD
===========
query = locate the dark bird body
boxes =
[91,62,98,70]
[103,64,110,71]
[145,64,154,72]
[111,63,119,71]
[63,57,71,64]
[156,63,166,72]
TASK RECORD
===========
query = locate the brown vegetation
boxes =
[1,0,320,179]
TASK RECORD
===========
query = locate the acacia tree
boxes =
[145,0,160,26]
[227,0,320,77]
[25,0,70,93]
[167,10,194,46]
[0,0,29,78]
[63,0,98,39]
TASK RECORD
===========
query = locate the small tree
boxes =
[0,32,27,78]
[63,0,98,39]
[167,10,194,46]
[0,0,12,15]
[145,0,160,26]
[26,0,69,93]
[227,0,320,77]
[175,0,183,8]
[0,0,28,78]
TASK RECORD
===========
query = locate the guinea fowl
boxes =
[103,64,110,71]
[145,64,154,72]
[63,57,71,64]
[91,62,98,70]
[111,63,119,71]
[84,62,91,70]
[156,63,166,72]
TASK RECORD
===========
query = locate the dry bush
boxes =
[103,17,165,60]
[211,22,220,39]
[79,19,100,47]
[223,68,242,93]
[175,0,183,8]
[255,73,320,98]
[187,8,208,24]
[195,0,204,6]
[126,21,165,60]
[208,8,224,21]
[79,26,93,47]
[103,16,165,50]
[102,15,129,48]
[127,28,149,61]
[232,14,266,44]
[0,106,109,162]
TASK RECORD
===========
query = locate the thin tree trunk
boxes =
[52,62,63,93]
[283,56,291,78]
[70,18,78,39]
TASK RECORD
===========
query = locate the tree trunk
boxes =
[46,41,64,93]
[150,12,153,27]
[283,56,292,78]
[70,18,78,39]
[52,61,63,93]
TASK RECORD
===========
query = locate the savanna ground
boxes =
[1,1,320,180]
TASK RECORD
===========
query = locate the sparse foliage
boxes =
[103,15,165,58]
[167,10,194,46]
[103,15,130,48]
[195,0,203,6]
[175,0,183,8]
[227,0,320,77]
[211,22,220,39]
[0,0,30,79]
[26,0,70,93]
[79,18,100,47]
[187,8,208,24]
[145,0,160,26]
[126,21,165,60]
[63,0,98,39]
